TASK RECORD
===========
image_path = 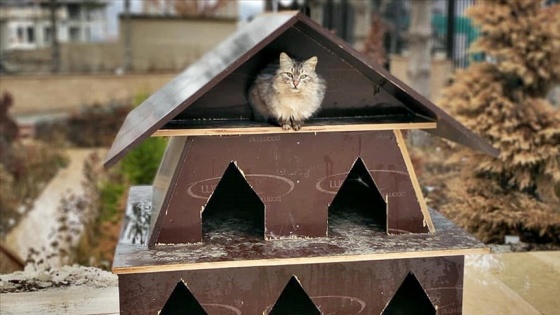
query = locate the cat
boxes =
[249,52,326,131]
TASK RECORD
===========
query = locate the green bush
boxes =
[99,181,126,222]
[118,136,167,185]
[98,92,166,222]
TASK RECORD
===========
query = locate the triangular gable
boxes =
[105,11,497,168]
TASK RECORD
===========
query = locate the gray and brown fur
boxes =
[249,52,326,130]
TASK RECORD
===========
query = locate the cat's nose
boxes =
[293,80,299,87]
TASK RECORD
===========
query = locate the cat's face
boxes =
[278,52,318,93]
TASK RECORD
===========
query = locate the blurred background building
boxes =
[0,0,109,51]
[0,0,504,75]
[0,0,558,111]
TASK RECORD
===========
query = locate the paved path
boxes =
[464,251,560,315]
[1,252,558,314]
[4,149,97,265]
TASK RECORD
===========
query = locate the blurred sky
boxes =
[105,0,266,40]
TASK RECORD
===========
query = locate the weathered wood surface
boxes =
[113,185,485,274]
[2,252,557,315]
[153,120,436,137]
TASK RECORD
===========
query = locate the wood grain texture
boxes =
[153,121,437,137]
[393,129,435,233]
[148,137,190,248]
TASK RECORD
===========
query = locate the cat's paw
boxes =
[292,121,303,131]
[278,119,292,130]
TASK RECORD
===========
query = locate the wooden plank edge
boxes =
[393,129,436,233]
[112,247,489,275]
[152,122,437,137]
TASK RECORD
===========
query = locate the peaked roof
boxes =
[104,11,498,167]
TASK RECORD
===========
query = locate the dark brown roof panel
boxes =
[104,13,299,167]
[104,12,498,168]
[292,17,499,157]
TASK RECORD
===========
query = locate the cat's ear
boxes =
[304,56,318,71]
[279,52,292,69]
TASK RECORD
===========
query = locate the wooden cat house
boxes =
[106,12,496,315]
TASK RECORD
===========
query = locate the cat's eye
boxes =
[300,75,308,79]
[284,72,293,78]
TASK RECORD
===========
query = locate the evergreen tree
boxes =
[436,0,560,243]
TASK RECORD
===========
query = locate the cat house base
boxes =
[114,186,485,315]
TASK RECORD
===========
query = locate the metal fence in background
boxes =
[383,0,479,71]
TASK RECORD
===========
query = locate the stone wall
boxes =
[1,73,175,115]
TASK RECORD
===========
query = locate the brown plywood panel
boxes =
[148,131,430,245]
[149,137,189,247]
[117,256,464,315]
[155,119,437,136]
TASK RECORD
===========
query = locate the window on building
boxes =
[85,8,93,21]
[68,4,81,20]
[69,27,80,42]
[17,27,24,42]
[27,27,35,43]
[85,27,91,42]
[44,27,52,43]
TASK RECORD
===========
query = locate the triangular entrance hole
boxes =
[159,281,207,315]
[382,272,436,315]
[328,157,387,234]
[202,162,264,240]
[268,276,321,315]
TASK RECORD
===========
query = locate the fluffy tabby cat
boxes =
[249,52,326,130]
